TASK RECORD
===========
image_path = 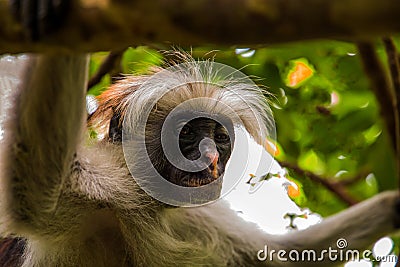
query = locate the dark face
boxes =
[151,117,233,188]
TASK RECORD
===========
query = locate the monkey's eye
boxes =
[215,133,229,142]
[180,125,193,136]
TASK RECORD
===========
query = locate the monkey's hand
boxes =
[9,0,70,40]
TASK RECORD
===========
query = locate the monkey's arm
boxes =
[265,191,400,266]
[0,54,89,233]
[178,191,399,266]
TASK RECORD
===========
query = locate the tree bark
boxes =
[0,0,400,53]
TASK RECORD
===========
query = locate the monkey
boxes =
[1,2,400,267]
[0,51,400,267]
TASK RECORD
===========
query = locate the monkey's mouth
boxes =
[164,161,224,187]
[180,171,221,187]
[183,154,225,186]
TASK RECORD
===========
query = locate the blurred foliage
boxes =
[88,42,398,218]
[88,52,111,96]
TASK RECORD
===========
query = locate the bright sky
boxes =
[222,128,321,234]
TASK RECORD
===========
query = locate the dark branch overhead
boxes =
[0,0,400,53]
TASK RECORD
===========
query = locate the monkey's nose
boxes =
[205,151,219,178]
[205,151,219,168]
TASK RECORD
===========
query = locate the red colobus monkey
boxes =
[1,2,400,267]
[0,52,399,267]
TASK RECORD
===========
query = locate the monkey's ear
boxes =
[108,113,122,143]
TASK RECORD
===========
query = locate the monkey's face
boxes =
[147,116,233,188]
[173,117,231,187]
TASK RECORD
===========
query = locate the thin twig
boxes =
[332,170,370,187]
[278,160,359,206]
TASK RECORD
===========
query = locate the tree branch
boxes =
[357,42,397,150]
[1,0,400,53]
[382,38,400,190]
[278,160,359,206]
[383,38,400,99]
